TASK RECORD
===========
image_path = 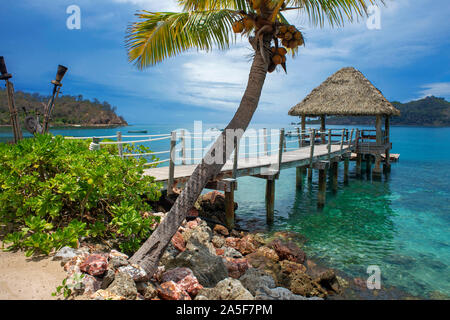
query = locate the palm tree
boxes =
[126,0,383,275]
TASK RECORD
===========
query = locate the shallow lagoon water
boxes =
[1,124,449,298]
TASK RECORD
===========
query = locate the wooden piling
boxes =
[331,161,338,193]
[265,177,275,224]
[318,168,326,208]
[224,179,237,229]
[296,166,305,190]
[344,156,349,184]
[308,129,315,181]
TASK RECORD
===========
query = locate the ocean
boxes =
[1,123,449,299]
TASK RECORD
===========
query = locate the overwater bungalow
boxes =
[288,67,401,177]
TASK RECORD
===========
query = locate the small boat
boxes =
[128,130,148,134]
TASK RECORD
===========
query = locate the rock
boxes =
[185,237,216,256]
[225,237,240,250]
[255,286,322,300]
[80,254,108,276]
[161,267,202,297]
[278,260,307,287]
[212,235,225,248]
[246,250,281,284]
[222,246,243,259]
[65,272,86,295]
[53,246,80,264]
[215,248,225,256]
[158,281,191,300]
[91,289,126,300]
[118,264,149,282]
[160,243,179,266]
[186,220,198,229]
[161,267,194,283]
[101,269,115,289]
[239,268,276,296]
[143,282,158,300]
[268,239,306,264]
[166,241,228,288]
[183,220,213,245]
[107,271,138,300]
[230,229,243,238]
[236,235,258,255]
[82,274,103,295]
[152,266,166,283]
[108,249,129,260]
[250,246,279,262]
[195,278,254,300]
[213,224,229,236]
[188,208,199,218]
[108,256,129,269]
[63,256,83,275]
[178,274,204,297]
[315,270,341,294]
[289,270,327,298]
[222,257,250,279]
[171,231,186,252]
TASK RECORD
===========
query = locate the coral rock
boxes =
[171,231,186,252]
[158,281,191,300]
[118,264,149,282]
[213,224,229,236]
[80,254,108,276]
[222,257,250,279]
[268,239,306,264]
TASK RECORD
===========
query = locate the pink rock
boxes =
[82,274,102,294]
[80,254,108,276]
[222,257,250,279]
[215,248,225,256]
[188,208,199,217]
[186,220,199,229]
[161,268,203,297]
[64,256,83,275]
[171,231,186,252]
[157,281,191,300]
[225,237,240,250]
[118,264,149,282]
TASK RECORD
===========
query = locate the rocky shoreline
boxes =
[50,190,424,300]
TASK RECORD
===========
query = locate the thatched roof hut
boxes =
[288,67,400,117]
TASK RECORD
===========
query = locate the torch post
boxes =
[42,65,68,133]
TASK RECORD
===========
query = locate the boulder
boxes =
[314,269,341,294]
[289,270,327,298]
[80,254,108,276]
[222,257,250,279]
[91,289,126,300]
[171,231,186,252]
[249,246,279,263]
[81,274,102,295]
[239,268,276,296]
[161,267,194,283]
[108,256,129,269]
[117,264,149,282]
[212,235,225,248]
[160,243,180,266]
[107,271,138,300]
[101,269,115,289]
[165,241,228,288]
[143,282,158,300]
[213,224,229,236]
[277,260,307,287]
[157,281,191,300]
[255,286,323,300]
[268,239,306,264]
[222,246,243,259]
[195,278,254,300]
[161,267,203,297]
[53,246,80,264]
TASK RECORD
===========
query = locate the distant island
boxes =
[0,88,127,127]
[302,96,450,127]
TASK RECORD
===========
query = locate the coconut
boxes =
[279,25,288,34]
[268,62,276,73]
[277,32,285,39]
[232,21,244,33]
[272,54,282,65]
[277,47,287,56]
[252,0,262,10]
[281,39,289,47]
[270,47,276,54]
[288,40,298,49]
[284,32,293,41]
[294,31,303,40]
[288,25,296,33]
[243,17,255,30]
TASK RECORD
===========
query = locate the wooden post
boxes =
[224,179,237,229]
[263,128,268,156]
[373,115,382,178]
[344,156,349,184]
[265,177,275,224]
[318,168,326,208]
[384,115,391,173]
[331,161,338,193]
[320,115,326,144]
[117,131,123,158]
[308,129,315,181]
[168,131,176,195]
[181,129,186,165]
[296,127,301,148]
[296,167,305,190]
[340,129,346,156]
[232,136,239,179]
[301,115,306,147]
[327,129,332,162]
[5,81,22,143]
[278,128,285,173]
[365,154,372,176]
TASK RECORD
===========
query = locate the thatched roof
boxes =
[288,67,400,117]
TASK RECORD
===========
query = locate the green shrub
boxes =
[0,134,163,256]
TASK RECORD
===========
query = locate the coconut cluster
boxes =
[277,24,304,49]
[232,16,255,33]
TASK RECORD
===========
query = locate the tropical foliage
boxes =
[0,134,162,256]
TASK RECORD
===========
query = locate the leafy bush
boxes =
[0,134,162,256]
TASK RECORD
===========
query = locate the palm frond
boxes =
[126,10,240,69]
[284,0,384,27]
[179,0,251,12]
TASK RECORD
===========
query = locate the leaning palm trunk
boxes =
[129,38,270,275]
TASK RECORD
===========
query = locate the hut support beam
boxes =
[320,115,326,144]
[373,115,383,179]
[356,154,362,176]
[343,155,349,184]
[331,161,338,193]
[384,115,391,173]
[224,179,237,229]
[318,168,327,208]
[301,115,306,147]
[296,166,306,190]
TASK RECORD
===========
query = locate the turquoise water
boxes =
[1,124,449,298]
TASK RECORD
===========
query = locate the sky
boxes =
[0,0,449,125]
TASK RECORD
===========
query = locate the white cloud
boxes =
[419,83,450,99]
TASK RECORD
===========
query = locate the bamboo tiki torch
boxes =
[42,65,68,133]
[0,56,22,143]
